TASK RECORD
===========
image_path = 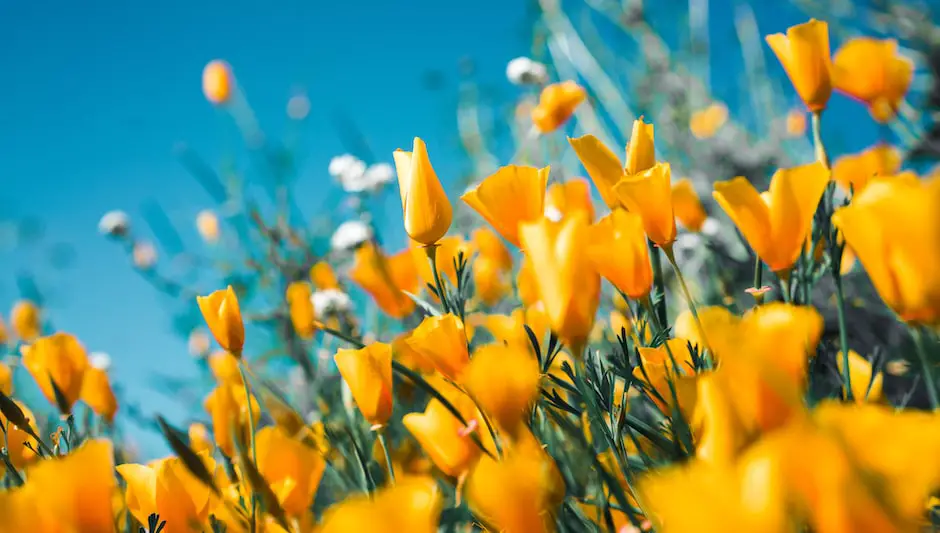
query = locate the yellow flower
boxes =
[350,242,418,319]
[690,102,728,139]
[22,332,89,413]
[464,430,565,533]
[713,162,829,274]
[0,399,38,477]
[639,458,788,532]
[473,257,511,306]
[479,307,549,355]
[461,165,550,248]
[680,304,822,454]
[403,376,496,477]
[832,177,940,325]
[472,227,513,272]
[836,350,884,404]
[531,81,586,133]
[462,343,540,433]
[334,342,394,427]
[202,59,234,105]
[811,402,940,527]
[10,300,41,341]
[406,314,470,380]
[255,426,326,517]
[81,366,118,423]
[614,162,677,248]
[785,108,808,137]
[766,19,833,112]
[196,285,245,356]
[309,261,340,290]
[393,137,452,246]
[208,350,243,385]
[195,209,220,243]
[587,209,653,301]
[831,143,902,195]
[633,338,699,418]
[286,281,317,339]
[0,361,11,396]
[672,178,708,232]
[519,214,600,354]
[516,255,541,307]
[833,37,913,123]
[391,332,435,374]
[0,316,7,345]
[545,178,595,222]
[118,452,217,532]
[27,439,116,532]
[568,118,656,209]
[318,476,443,533]
[188,423,214,455]
[203,383,260,457]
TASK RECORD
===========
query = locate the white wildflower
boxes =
[89,352,112,371]
[506,57,549,85]
[312,289,353,318]
[329,154,369,192]
[362,162,395,190]
[98,210,130,238]
[330,220,371,251]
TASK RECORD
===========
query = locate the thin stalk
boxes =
[751,254,765,305]
[663,246,712,354]
[811,111,830,168]
[911,327,940,411]
[376,430,396,484]
[648,240,668,326]
[833,276,853,402]
[238,361,258,532]
[425,245,450,314]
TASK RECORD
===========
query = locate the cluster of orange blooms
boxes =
[0,17,939,533]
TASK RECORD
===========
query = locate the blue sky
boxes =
[0,1,890,458]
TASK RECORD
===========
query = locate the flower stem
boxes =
[425,244,450,314]
[751,254,764,305]
[648,240,669,326]
[662,246,712,354]
[238,361,258,531]
[833,275,853,402]
[811,111,830,169]
[911,327,940,411]
[376,430,396,484]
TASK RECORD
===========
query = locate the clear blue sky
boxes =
[0,1,887,458]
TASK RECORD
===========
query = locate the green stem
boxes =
[833,275,853,402]
[377,430,396,484]
[663,246,712,356]
[238,361,258,532]
[425,244,450,314]
[751,254,764,305]
[811,111,830,169]
[648,240,668,326]
[911,327,940,411]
